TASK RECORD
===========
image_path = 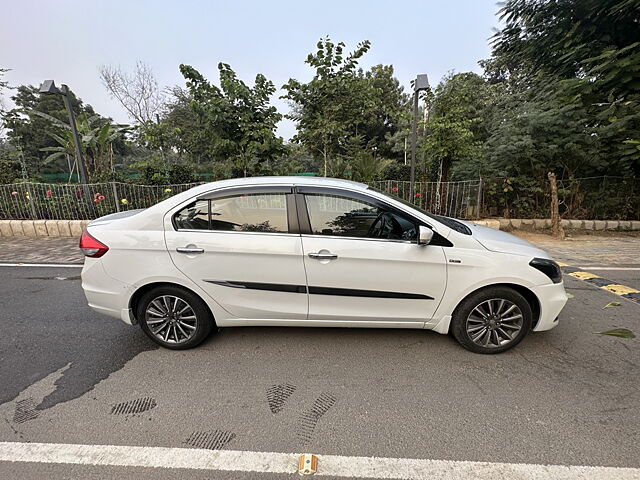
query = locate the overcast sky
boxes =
[1,0,500,139]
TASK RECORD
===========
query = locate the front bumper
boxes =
[530,281,568,331]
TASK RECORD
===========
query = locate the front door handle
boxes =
[308,252,338,260]
[176,246,204,254]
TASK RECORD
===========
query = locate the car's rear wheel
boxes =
[137,286,214,349]
[451,286,532,354]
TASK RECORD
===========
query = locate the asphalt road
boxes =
[0,265,639,479]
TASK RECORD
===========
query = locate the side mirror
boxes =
[418,226,434,246]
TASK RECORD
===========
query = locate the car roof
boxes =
[185,176,369,196]
[112,175,454,239]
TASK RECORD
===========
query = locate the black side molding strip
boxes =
[204,280,432,300]
[205,280,307,293]
[308,286,432,300]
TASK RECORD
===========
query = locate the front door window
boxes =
[304,193,418,241]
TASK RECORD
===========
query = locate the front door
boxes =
[297,188,447,323]
[165,186,308,319]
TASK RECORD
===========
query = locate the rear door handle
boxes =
[176,246,204,254]
[308,252,338,260]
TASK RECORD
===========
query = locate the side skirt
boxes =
[214,318,429,329]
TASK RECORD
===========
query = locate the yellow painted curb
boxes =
[569,271,600,280]
[601,284,640,295]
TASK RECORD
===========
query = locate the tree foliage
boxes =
[34,111,130,180]
[154,63,285,176]
[420,72,495,182]
[484,0,640,178]
[282,37,409,176]
[1,85,104,175]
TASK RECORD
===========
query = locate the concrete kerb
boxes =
[0,219,91,237]
[0,218,639,236]
[470,218,639,232]
[10,220,24,236]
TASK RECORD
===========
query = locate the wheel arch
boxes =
[449,282,541,332]
[129,281,216,326]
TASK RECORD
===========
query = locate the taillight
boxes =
[79,230,109,258]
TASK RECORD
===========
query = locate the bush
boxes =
[0,141,21,183]
[0,158,19,184]
[378,162,411,181]
[484,176,546,218]
[90,170,125,183]
[168,163,195,184]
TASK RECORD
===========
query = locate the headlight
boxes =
[529,258,562,284]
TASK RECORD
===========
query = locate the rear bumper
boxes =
[81,258,133,323]
[530,281,568,331]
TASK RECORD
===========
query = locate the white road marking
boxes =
[0,442,639,479]
[0,263,82,268]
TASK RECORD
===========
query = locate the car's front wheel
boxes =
[137,285,214,349]
[451,286,533,354]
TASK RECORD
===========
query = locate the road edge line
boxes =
[1,442,640,479]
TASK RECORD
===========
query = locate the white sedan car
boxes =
[80,176,567,354]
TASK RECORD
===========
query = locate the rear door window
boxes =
[174,193,289,233]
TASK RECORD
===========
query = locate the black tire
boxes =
[137,285,214,350]
[451,286,532,354]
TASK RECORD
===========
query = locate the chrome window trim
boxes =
[171,185,295,234]
[172,228,300,238]
[299,233,418,245]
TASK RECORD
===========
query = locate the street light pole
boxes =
[409,74,430,201]
[409,89,419,199]
[40,80,96,218]
[59,84,89,184]
[39,80,89,184]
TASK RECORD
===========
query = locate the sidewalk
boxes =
[0,237,82,264]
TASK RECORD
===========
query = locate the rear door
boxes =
[296,186,447,324]
[165,186,308,319]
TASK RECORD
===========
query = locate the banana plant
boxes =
[34,110,130,179]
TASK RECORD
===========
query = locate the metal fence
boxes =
[371,179,482,219]
[0,182,203,220]
[0,179,484,221]
[2,176,636,221]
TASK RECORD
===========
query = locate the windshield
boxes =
[367,186,472,235]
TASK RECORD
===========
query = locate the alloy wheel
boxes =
[466,298,523,349]
[145,295,197,344]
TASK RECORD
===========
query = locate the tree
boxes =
[420,73,493,182]
[142,86,203,161]
[176,63,285,175]
[282,37,409,177]
[0,68,10,136]
[1,85,100,175]
[361,65,410,160]
[484,0,640,178]
[99,61,165,125]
